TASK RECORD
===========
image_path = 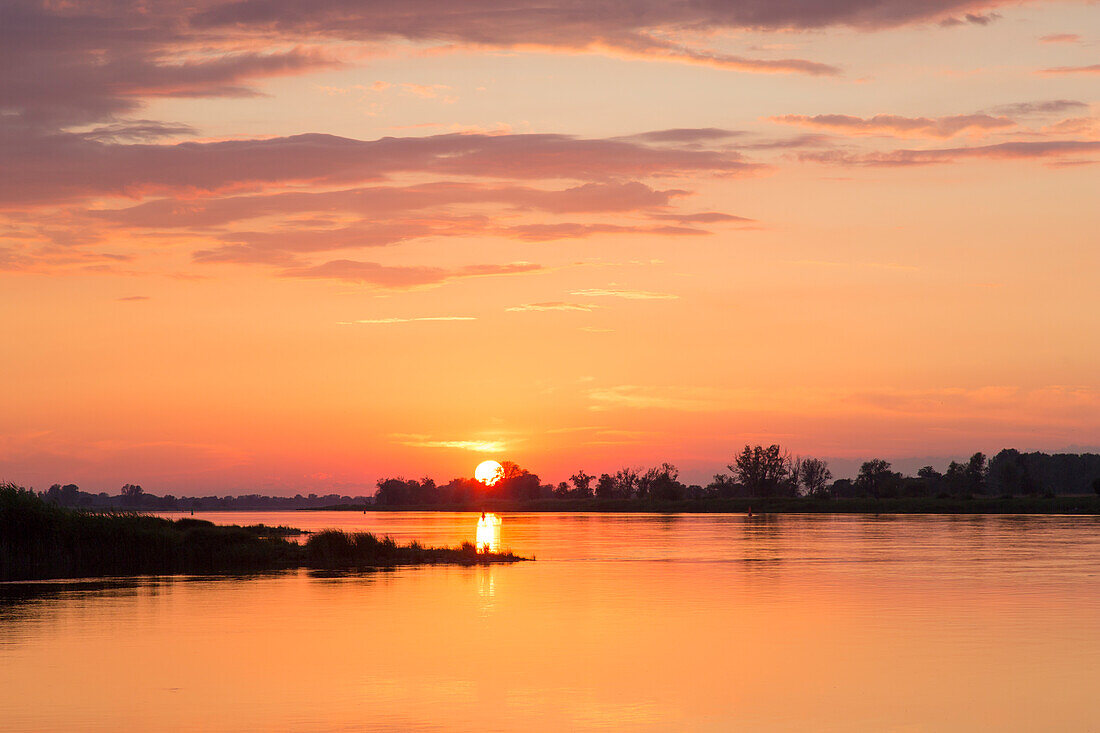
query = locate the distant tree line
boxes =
[25,448,1100,510]
[374,448,1100,504]
[834,450,1100,499]
[36,483,374,510]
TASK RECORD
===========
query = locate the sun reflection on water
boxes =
[475,512,501,553]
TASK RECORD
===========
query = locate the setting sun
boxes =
[475,460,505,486]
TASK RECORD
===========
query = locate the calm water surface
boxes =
[2,512,1099,732]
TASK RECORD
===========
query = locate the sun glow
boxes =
[475,460,505,486]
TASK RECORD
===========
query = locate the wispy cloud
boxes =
[339,316,476,324]
[0,0,1033,136]
[281,260,542,288]
[938,12,1000,27]
[395,436,507,452]
[588,385,736,412]
[625,128,744,144]
[504,222,707,241]
[99,181,689,229]
[1,131,761,208]
[570,288,678,300]
[849,386,1100,422]
[985,100,1087,117]
[1041,117,1100,137]
[1038,64,1100,76]
[1039,33,1081,44]
[771,112,1014,139]
[649,212,755,225]
[506,302,598,312]
[800,140,1100,166]
[590,35,840,76]
[790,259,919,272]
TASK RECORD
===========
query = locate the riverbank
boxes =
[0,484,527,581]
[332,495,1100,514]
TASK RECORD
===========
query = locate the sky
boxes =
[2,0,1099,493]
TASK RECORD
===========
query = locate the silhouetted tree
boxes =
[612,468,639,499]
[830,478,857,498]
[441,477,480,504]
[966,452,988,494]
[595,473,616,499]
[986,449,1100,495]
[497,462,541,501]
[854,460,899,498]
[987,449,1041,496]
[375,478,412,505]
[120,484,144,506]
[44,484,82,505]
[685,484,706,499]
[707,473,742,498]
[569,471,594,498]
[943,461,967,495]
[941,455,986,496]
[799,458,832,497]
[730,445,792,497]
[637,463,684,501]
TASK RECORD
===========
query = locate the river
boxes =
[2,512,1098,731]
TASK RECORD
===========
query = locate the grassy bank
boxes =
[306,530,524,568]
[0,484,527,581]
[333,495,1100,514]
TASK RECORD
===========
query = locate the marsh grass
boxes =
[0,484,300,581]
[305,530,525,568]
[1,484,527,581]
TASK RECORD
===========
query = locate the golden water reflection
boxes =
[2,513,1100,732]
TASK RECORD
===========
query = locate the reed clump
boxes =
[305,530,525,568]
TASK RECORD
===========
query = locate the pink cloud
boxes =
[95,181,688,229]
[3,0,1026,133]
[3,131,756,274]
[1038,64,1100,76]
[1,13,341,128]
[506,302,598,312]
[1041,117,1100,137]
[279,259,543,288]
[985,100,1086,117]
[0,131,760,208]
[938,12,1000,26]
[800,140,1100,166]
[771,112,1015,138]
[503,222,708,241]
[590,34,840,76]
[1039,33,1081,44]
[0,242,135,273]
[649,212,755,224]
[193,0,1017,37]
[192,217,490,263]
[627,129,744,144]
[189,213,723,264]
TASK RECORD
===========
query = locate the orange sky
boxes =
[2,0,1099,492]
